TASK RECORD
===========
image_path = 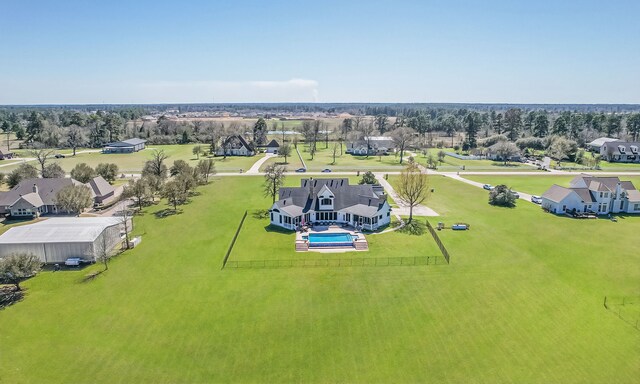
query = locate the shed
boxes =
[103,138,147,153]
[0,217,130,263]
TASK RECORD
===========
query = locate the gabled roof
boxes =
[0,217,122,244]
[105,138,147,147]
[17,192,44,207]
[587,137,618,147]
[0,149,13,155]
[0,178,85,207]
[86,176,114,197]
[265,139,279,148]
[273,178,387,218]
[602,141,640,154]
[223,135,255,151]
[541,184,575,203]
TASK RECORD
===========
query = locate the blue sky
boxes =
[0,0,638,104]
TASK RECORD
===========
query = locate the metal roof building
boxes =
[0,217,128,264]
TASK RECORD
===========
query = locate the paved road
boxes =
[246,153,275,174]
[374,173,439,217]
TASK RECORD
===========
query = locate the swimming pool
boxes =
[303,233,358,247]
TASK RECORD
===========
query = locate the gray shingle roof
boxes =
[105,138,147,147]
[542,184,575,203]
[273,178,387,217]
[0,178,85,207]
[87,176,114,197]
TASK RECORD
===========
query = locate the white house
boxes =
[215,135,255,157]
[586,137,618,152]
[541,174,640,215]
[346,136,395,156]
[269,178,391,231]
[599,141,640,163]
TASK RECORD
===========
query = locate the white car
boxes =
[531,195,542,204]
[64,257,83,266]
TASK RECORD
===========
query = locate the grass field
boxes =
[297,142,408,171]
[0,174,638,383]
[0,145,263,174]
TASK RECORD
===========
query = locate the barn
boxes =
[0,217,129,264]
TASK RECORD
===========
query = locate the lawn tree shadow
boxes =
[252,209,270,219]
[263,224,293,234]
[398,221,426,235]
[154,208,183,219]
[0,286,24,309]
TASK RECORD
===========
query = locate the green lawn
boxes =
[0,175,638,383]
[299,143,408,171]
[0,145,263,174]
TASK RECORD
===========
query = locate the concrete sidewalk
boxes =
[246,153,275,174]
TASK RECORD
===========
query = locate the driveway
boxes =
[374,173,439,217]
[246,153,275,174]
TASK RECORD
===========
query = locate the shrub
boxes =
[488,185,516,207]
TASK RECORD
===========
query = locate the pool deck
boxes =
[295,225,368,252]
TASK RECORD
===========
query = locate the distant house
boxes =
[587,137,618,152]
[0,178,88,217]
[86,176,115,205]
[541,174,640,215]
[264,139,280,154]
[270,178,391,231]
[599,141,640,163]
[485,143,522,162]
[103,138,147,153]
[0,149,14,160]
[216,135,255,157]
[346,136,395,156]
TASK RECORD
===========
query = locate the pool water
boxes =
[305,233,358,245]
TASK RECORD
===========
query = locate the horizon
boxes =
[1,0,639,104]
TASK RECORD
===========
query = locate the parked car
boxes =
[54,154,66,159]
[531,195,543,204]
[483,184,494,190]
[321,168,332,173]
[64,257,83,266]
[295,168,306,173]
[511,191,520,199]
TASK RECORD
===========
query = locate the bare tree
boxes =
[196,159,216,184]
[397,163,429,223]
[360,119,376,159]
[391,127,416,164]
[263,163,286,203]
[143,149,169,179]
[66,125,86,156]
[94,232,112,271]
[279,143,292,164]
[30,146,55,175]
[331,142,340,164]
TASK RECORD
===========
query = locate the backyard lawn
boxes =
[0,175,638,383]
[298,142,408,171]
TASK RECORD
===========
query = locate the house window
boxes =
[321,198,332,205]
[634,203,640,210]
[270,213,273,221]
[279,215,282,224]
[620,201,624,210]
[562,205,567,212]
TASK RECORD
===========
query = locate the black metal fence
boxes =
[604,296,639,331]
[225,255,443,269]
[221,210,248,269]
[425,220,450,264]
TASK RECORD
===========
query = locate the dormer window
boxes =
[618,145,626,153]
[321,198,332,205]
[631,146,638,154]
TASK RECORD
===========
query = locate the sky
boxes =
[0,0,639,105]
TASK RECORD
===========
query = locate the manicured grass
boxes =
[0,175,638,383]
[0,145,263,174]
[299,143,407,171]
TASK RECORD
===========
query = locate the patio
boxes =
[295,225,368,252]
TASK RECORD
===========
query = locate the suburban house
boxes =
[0,177,114,217]
[599,141,640,163]
[0,149,14,160]
[269,178,391,231]
[86,176,116,205]
[216,135,255,156]
[485,143,522,162]
[0,217,131,264]
[587,137,618,152]
[541,174,640,215]
[346,136,395,156]
[103,138,147,153]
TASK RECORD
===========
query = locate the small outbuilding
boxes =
[264,139,280,154]
[0,149,14,160]
[0,217,130,264]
